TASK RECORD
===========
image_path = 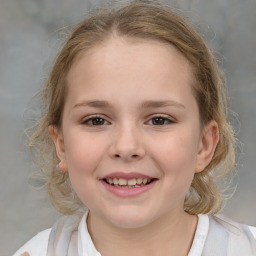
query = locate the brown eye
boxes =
[152,117,166,125]
[90,118,105,125]
[82,116,109,126]
[150,116,174,125]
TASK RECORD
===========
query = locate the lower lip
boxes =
[101,180,157,197]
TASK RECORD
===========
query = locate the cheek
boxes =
[151,132,199,179]
[63,133,107,204]
[64,132,106,176]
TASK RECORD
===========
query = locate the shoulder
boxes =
[249,226,256,240]
[200,215,256,255]
[212,215,256,239]
[208,215,256,251]
[13,229,51,256]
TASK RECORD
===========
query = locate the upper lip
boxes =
[101,172,156,180]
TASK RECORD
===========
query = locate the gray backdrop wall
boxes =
[0,0,256,255]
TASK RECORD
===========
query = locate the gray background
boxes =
[0,0,255,255]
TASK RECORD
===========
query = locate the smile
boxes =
[104,177,154,188]
[101,173,158,197]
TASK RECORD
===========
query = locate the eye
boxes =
[81,115,110,126]
[148,115,175,125]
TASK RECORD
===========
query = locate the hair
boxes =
[28,0,236,215]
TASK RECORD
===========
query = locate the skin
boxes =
[49,36,219,256]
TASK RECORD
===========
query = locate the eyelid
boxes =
[146,114,176,124]
[149,113,175,120]
[81,114,110,125]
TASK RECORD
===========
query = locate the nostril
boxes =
[114,154,139,159]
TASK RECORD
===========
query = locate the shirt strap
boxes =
[47,214,81,256]
[203,215,256,256]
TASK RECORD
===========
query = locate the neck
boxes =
[87,210,198,256]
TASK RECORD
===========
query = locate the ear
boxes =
[195,120,219,173]
[48,125,68,172]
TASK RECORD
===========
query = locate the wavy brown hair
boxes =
[28,0,236,215]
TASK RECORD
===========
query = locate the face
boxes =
[50,36,218,229]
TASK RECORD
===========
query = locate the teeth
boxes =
[106,177,152,186]
[119,178,127,185]
[127,178,136,186]
[136,178,142,184]
[107,178,113,184]
[113,178,118,185]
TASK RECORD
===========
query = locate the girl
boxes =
[14,1,256,255]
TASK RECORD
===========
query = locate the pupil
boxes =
[93,118,104,125]
[153,118,164,125]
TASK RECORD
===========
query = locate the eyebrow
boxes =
[73,100,185,110]
[140,100,185,109]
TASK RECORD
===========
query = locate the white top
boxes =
[13,213,256,256]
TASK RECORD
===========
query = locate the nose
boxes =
[109,125,146,162]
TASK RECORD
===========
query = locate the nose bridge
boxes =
[110,120,145,161]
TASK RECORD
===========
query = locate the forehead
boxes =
[64,36,198,111]
[67,35,195,89]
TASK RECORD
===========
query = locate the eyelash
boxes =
[81,114,175,126]
[148,115,175,125]
[81,115,109,126]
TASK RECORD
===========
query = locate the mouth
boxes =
[100,172,158,197]
[103,177,156,188]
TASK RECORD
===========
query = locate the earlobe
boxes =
[48,125,68,172]
[195,120,219,173]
